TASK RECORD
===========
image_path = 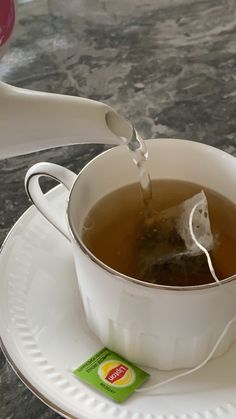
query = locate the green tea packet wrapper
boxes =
[73,347,150,403]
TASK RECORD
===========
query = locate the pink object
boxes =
[0,0,15,47]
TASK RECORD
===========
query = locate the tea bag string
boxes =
[136,315,236,393]
[136,199,236,394]
[189,199,220,284]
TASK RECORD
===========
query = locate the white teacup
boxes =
[25,139,236,370]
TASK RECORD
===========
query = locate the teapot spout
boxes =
[0,82,132,158]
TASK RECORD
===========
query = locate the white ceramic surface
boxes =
[0,82,132,158]
[1,186,236,418]
[25,139,236,370]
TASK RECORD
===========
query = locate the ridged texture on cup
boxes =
[85,297,236,370]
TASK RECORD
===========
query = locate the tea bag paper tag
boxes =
[73,347,150,403]
[177,191,214,255]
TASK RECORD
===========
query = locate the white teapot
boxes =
[0,1,132,158]
[0,81,132,159]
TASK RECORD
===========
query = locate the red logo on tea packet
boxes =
[98,360,135,387]
[105,364,128,383]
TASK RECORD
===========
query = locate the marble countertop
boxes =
[1,0,236,417]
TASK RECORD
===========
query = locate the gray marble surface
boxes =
[1,0,236,417]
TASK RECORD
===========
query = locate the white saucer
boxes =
[1,185,236,419]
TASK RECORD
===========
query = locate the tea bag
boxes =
[135,191,215,286]
[136,200,224,395]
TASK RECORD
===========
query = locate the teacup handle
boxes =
[25,162,77,241]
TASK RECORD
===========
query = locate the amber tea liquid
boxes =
[82,180,236,287]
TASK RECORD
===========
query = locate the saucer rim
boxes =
[0,334,74,419]
[1,184,236,419]
[0,185,76,419]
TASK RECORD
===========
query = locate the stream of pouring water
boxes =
[126,127,153,218]
[105,110,153,217]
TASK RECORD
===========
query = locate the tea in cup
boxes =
[25,139,236,370]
